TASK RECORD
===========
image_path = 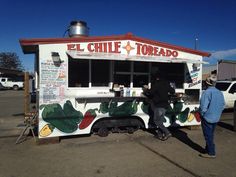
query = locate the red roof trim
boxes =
[19,33,211,57]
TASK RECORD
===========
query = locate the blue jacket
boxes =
[200,87,225,123]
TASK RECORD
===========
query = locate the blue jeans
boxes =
[201,118,217,156]
[151,104,170,136]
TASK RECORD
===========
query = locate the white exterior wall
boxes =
[37,40,203,138]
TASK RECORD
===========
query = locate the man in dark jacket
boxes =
[143,71,175,140]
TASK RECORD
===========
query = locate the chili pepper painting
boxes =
[40,101,83,134]
[79,108,98,130]
[108,101,138,117]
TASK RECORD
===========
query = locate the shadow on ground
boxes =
[170,128,206,153]
[147,127,206,153]
[218,121,234,131]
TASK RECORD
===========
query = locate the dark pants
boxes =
[151,104,170,136]
[201,118,217,156]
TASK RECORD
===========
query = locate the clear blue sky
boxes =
[0,0,235,72]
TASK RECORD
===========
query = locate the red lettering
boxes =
[113,42,121,53]
[159,48,166,56]
[76,44,84,52]
[67,44,76,50]
[142,45,148,55]
[94,43,103,52]
[172,51,178,57]
[153,47,159,56]
[103,43,107,53]
[108,42,112,53]
[166,50,172,57]
[87,43,94,52]
[135,43,142,55]
[147,45,153,55]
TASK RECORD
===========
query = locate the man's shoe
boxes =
[154,130,164,140]
[199,153,216,158]
[161,133,172,141]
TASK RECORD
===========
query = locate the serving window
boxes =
[151,62,185,88]
[68,58,89,87]
[68,58,110,87]
[68,57,185,89]
[113,61,150,87]
[113,61,131,87]
[91,60,110,86]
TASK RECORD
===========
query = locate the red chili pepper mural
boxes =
[79,108,98,129]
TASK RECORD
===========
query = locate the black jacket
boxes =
[145,79,175,108]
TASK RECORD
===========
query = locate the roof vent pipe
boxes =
[68,21,89,37]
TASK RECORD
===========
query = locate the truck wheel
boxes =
[13,85,19,90]
[97,127,109,137]
[127,127,135,134]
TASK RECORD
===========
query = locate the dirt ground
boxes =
[0,90,236,177]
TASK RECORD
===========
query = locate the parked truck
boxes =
[0,77,24,90]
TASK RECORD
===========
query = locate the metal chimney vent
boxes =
[68,21,89,37]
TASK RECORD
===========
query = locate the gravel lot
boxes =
[0,90,235,177]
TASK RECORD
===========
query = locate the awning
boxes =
[66,51,208,64]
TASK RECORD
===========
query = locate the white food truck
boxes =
[20,21,210,138]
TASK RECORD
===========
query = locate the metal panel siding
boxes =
[218,62,236,80]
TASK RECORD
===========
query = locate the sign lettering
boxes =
[67,41,179,58]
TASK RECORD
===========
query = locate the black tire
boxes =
[127,127,135,134]
[97,127,109,137]
[13,85,19,90]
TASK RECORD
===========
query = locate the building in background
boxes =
[202,59,236,81]
[217,60,236,80]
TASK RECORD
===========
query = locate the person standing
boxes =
[143,70,175,141]
[199,75,225,158]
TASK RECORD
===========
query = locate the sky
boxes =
[0,0,236,72]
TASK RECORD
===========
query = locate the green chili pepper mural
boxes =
[141,102,149,115]
[141,101,191,124]
[99,102,109,114]
[63,100,83,124]
[40,101,83,134]
[176,107,190,123]
[108,101,138,117]
[98,101,138,117]
[173,102,183,114]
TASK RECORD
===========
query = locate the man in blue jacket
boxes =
[199,75,225,158]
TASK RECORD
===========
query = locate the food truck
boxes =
[20,21,210,138]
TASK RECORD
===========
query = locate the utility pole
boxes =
[194,37,198,50]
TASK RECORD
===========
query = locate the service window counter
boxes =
[20,33,210,138]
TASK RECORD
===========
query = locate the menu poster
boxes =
[40,60,66,104]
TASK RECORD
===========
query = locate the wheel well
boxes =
[91,116,145,131]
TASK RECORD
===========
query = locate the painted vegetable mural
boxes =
[39,100,140,137]
[99,100,138,117]
[141,101,199,124]
[40,100,83,135]
[39,124,55,137]
[79,109,98,129]
[39,98,200,138]
[109,100,138,117]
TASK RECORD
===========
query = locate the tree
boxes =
[0,52,24,71]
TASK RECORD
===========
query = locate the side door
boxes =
[0,78,7,87]
[227,83,236,108]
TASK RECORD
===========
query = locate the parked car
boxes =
[0,77,24,90]
[0,83,7,90]
[215,80,236,109]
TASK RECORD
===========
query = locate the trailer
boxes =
[19,21,210,138]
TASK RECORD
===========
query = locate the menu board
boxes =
[39,59,66,104]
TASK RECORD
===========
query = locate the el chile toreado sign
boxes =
[67,41,179,57]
